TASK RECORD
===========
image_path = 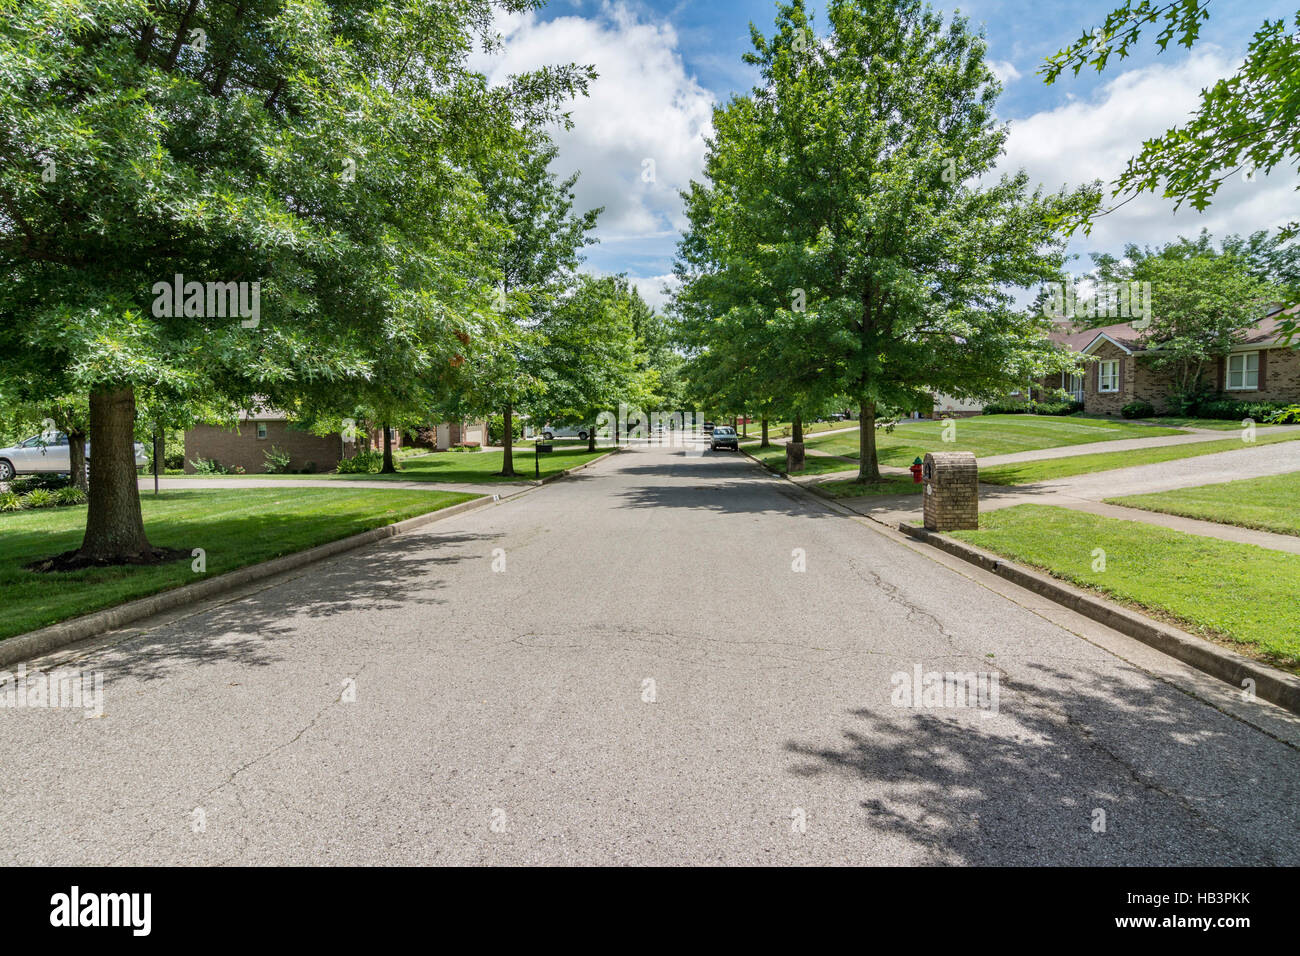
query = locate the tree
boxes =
[1045,2,1300,333]
[533,275,646,452]
[478,133,602,475]
[0,0,592,565]
[674,0,1096,483]
[1089,238,1282,409]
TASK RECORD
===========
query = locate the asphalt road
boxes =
[2,442,1297,865]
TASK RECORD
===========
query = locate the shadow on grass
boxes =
[783,660,1299,865]
[0,489,478,643]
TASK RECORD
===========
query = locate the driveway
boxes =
[3,443,1297,864]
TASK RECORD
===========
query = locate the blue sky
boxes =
[478,1,1300,308]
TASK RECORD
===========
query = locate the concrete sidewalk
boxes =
[833,440,1300,554]
[975,424,1291,467]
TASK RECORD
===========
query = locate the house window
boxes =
[256,422,268,440]
[1098,360,1119,393]
[1227,352,1259,390]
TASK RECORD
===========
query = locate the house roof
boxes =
[1047,307,1296,356]
[237,405,288,422]
[1046,320,1144,354]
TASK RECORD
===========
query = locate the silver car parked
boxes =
[0,432,148,481]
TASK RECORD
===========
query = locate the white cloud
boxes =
[989,59,1021,85]
[474,2,715,242]
[629,273,679,312]
[995,49,1300,266]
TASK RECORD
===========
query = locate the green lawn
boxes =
[979,431,1300,485]
[756,419,859,440]
[802,414,1184,465]
[392,446,610,481]
[812,474,923,498]
[172,446,612,483]
[0,487,477,641]
[743,444,859,475]
[949,504,1300,671]
[1106,471,1300,537]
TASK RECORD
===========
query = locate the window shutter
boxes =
[1093,361,1100,393]
[1117,358,1125,394]
[1216,356,1225,393]
[1259,349,1268,390]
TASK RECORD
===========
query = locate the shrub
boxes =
[21,488,57,508]
[451,441,480,452]
[1191,398,1290,422]
[55,485,87,506]
[1165,383,1212,417]
[487,414,522,445]
[263,445,292,474]
[9,474,69,493]
[190,457,229,475]
[0,491,22,512]
[982,399,1083,416]
[1265,404,1300,424]
[1121,399,1156,419]
[336,450,383,474]
[145,433,187,472]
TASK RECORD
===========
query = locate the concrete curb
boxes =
[534,446,623,484]
[0,494,497,669]
[898,523,1300,716]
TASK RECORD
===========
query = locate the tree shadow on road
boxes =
[88,531,496,682]
[605,467,835,517]
[784,659,1300,865]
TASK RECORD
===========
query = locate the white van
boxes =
[524,423,591,440]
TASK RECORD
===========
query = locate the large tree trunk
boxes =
[792,412,803,444]
[79,387,152,561]
[587,424,596,452]
[380,423,396,473]
[498,404,517,477]
[857,400,881,483]
[760,417,769,448]
[68,428,88,493]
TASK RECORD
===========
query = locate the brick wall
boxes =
[1039,343,1299,417]
[185,422,343,474]
[1209,346,1300,405]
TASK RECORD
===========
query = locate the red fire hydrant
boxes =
[910,457,924,484]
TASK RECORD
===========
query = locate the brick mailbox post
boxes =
[922,451,979,531]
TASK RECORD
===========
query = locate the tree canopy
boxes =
[674,0,1097,481]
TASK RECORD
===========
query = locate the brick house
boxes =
[184,409,489,473]
[1029,306,1300,415]
[184,409,374,474]
[430,421,489,449]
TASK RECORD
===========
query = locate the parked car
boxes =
[0,432,148,481]
[710,425,738,451]
[702,421,716,434]
[528,424,589,441]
